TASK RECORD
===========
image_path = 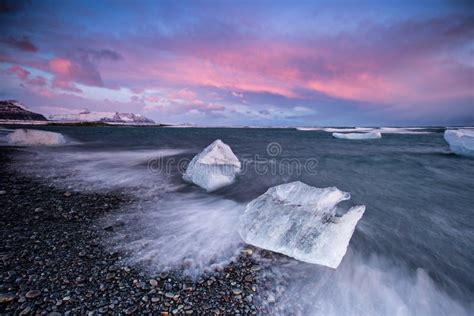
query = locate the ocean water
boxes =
[2,125,474,315]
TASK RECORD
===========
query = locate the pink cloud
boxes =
[47,57,101,92]
[0,36,38,52]
[98,15,471,109]
[52,78,82,92]
[49,58,72,75]
[8,64,29,80]
[172,88,197,101]
[37,88,54,97]
[28,76,47,87]
[144,95,160,103]
[6,64,48,88]
[142,88,226,115]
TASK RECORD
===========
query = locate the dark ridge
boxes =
[0,100,47,121]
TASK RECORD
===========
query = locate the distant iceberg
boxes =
[239,181,365,268]
[7,129,66,146]
[332,132,382,140]
[183,139,241,191]
[444,129,474,157]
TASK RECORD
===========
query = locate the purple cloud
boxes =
[0,36,38,52]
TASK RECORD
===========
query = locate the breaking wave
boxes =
[266,251,473,315]
[104,192,244,276]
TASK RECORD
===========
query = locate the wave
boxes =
[103,192,244,277]
[296,127,323,131]
[296,127,434,134]
[265,252,472,315]
[10,145,245,276]
[12,148,188,194]
[296,127,375,132]
[324,127,374,133]
[333,132,382,140]
[0,127,16,132]
[377,127,434,135]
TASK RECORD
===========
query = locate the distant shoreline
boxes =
[0,120,171,127]
[1,120,473,130]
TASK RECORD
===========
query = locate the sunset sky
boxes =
[1,0,473,126]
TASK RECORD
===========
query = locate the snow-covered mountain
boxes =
[0,100,47,121]
[48,109,155,125]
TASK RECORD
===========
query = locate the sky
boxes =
[0,0,473,126]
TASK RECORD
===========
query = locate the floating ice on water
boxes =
[444,129,474,157]
[332,132,382,140]
[7,129,66,146]
[183,139,241,191]
[239,181,365,268]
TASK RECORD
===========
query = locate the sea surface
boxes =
[2,125,473,315]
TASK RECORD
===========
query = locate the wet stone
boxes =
[25,290,42,299]
[149,279,158,287]
[99,306,108,313]
[19,306,32,315]
[232,288,243,295]
[124,305,138,314]
[0,293,15,304]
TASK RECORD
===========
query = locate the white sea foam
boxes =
[332,132,382,140]
[105,193,244,276]
[296,127,433,134]
[296,127,323,131]
[12,145,244,276]
[325,127,374,133]
[296,127,374,132]
[7,129,66,146]
[15,148,187,193]
[377,127,433,134]
[267,252,472,316]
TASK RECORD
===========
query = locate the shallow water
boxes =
[3,125,473,315]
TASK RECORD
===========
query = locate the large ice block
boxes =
[183,139,241,191]
[239,181,365,268]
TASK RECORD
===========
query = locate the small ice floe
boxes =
[444,129,474,157]
[183,139,241,192]
[332,132,382,140]
[239,181,365,269]
[7,129,66,146]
